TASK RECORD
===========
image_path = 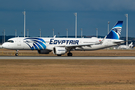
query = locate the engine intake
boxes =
[53,47,67,55]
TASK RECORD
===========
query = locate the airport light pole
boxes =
[39,29,41,37]
[125,14,128,46]
[2,31,3,44]
[21,32,22,35]
[58,32,60,37]
[74,12,77,38]
[3,29,5,43]
[15,29,17,37]
[81,28,83,38]
[27,29,29,37]
[52,29,54,37]
[96,28,98,38]
[108,21,110,34]
[23,10,26,37]
[66,28,68,38]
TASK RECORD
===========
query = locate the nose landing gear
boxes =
[15,50,19,56]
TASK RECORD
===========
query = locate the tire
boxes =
[57,54,61,56]
[15,53,18,56]
[67,53,72,56]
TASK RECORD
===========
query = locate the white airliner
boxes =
[117,42,133,49]
[2,21,124,56]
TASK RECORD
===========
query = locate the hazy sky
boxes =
[0,0,135,37]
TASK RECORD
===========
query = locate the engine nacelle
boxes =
[53,47,67,55]
[38,50,51,54]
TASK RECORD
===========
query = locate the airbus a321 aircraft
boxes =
[2,21,124,56]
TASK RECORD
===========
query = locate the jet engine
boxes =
[38,50,51,54]
[53,47,67,55]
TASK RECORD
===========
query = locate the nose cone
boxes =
[0,45,2,48]
[2,43,9,49]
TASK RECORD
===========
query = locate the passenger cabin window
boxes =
[7,40,14,43]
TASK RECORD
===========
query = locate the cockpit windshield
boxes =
[7,40,14,43]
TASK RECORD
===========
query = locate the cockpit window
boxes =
[7,40,14,43]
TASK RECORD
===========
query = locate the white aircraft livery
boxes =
[118,42,133,49]
[2,21,124,56]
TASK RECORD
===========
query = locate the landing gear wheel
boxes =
[15,50,19,56]
[67,53,72,56]
[15,53,18,56]
[57,54,61,56]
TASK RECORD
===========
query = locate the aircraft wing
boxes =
[65,43,100,48]
[64,42,102,51]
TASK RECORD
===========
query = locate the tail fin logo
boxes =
[106,21,123,40]
[112,27,121,38]
[23,38,46,50]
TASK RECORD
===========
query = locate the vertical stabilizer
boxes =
[106,21,123,40]
[129,42,133,48]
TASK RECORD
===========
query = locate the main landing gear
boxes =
[67,52,72,56]
[56,52,73,56]
[57,54,61,56]
[15,50,19,56]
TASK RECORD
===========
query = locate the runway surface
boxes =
[0,56,135,59]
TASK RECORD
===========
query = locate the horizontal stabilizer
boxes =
[113,40,125,45]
